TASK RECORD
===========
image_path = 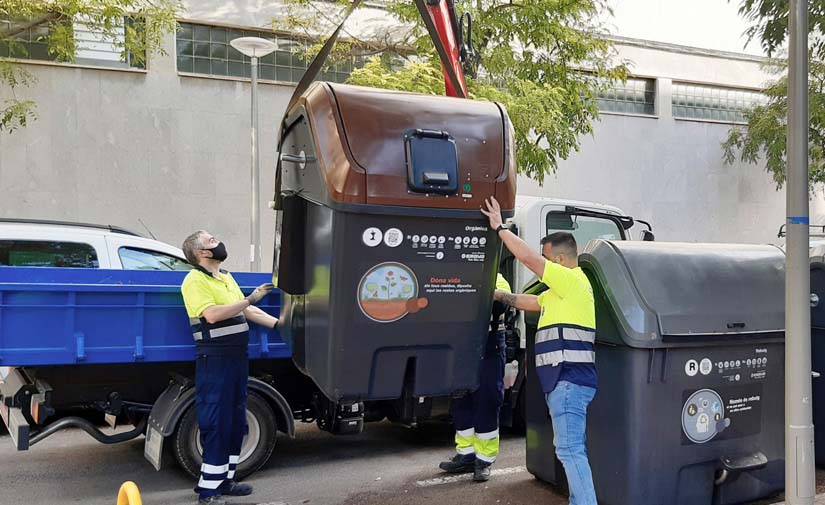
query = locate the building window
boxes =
[0,16,144,69]
[672,82,764,123]
[0,17,53,61]
[596,77,655,115]
[0,240,99,268]
[176,22,368,83]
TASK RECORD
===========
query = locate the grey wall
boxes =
[518,111,820,245]
[0,34,294,272]
[519,75,825,244]
[1,28,822,272]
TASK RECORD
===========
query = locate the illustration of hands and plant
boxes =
[363,268,414,300]
[358,263,424,322]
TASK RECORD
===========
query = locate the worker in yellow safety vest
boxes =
[481,197,598,505]
[180,230,279,505]
[438,272,512,482]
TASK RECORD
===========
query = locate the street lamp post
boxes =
[230,36,278,272]
[786,1,816,503]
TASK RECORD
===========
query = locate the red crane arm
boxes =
[414,0,469,98]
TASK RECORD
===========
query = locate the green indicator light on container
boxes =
[463,183,472,192]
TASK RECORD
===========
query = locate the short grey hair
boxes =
[182,230,207,266]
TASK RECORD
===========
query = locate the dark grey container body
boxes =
[279,199,501,401]
[809,258,825,465]
[274,83,517,403]
[526,240,786,505]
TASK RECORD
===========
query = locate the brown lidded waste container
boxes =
[276,82,516,407]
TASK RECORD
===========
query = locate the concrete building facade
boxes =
[0,2,820,271]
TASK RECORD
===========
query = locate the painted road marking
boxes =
[415,466,527,487]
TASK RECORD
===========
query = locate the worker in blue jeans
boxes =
[546,381,597,504]
[482,197,598,505]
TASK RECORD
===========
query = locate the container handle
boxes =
[411,129,450,140]
[280,152,316,170]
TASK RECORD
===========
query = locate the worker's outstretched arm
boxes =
[244,305,279,329]
[495,290,541,312]
[199,282,273,324]
[481,197,546,278]
[201,300,250,324]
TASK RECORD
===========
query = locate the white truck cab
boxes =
[505,196,650,293]
[778,223,825,252]
[497,196,653,423]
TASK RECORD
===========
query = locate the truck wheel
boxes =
[172,392,277,480]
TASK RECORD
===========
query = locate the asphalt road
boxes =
[0,421,822,505]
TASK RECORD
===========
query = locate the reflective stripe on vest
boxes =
[534,325,596,369]
[535,349,596,367]
[190,314,249,342]
[535,326,596,344]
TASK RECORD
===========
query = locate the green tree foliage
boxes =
[279,0,628,184]
[736,0,825,59]
[723,1,825,188]
[0,0,178,133]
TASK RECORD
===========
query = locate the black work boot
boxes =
[473,459,492,482]
[438,453,476,473]
[220,480,253,496]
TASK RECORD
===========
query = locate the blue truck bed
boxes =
[0,267,286,366]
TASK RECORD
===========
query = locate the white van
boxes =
[0,219,191,270]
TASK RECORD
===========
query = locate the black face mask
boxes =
[207,242,228,261]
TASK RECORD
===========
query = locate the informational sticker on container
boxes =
[726,393,761,415]
[357,262,422,323]
[699,358,712,375]
[461,252,486,263]
[384,228,403,248]
[353,218,496,324]
[681,383,763,445]
[712,348,769,382]
[423,277,479,296]
[362,227,382,247]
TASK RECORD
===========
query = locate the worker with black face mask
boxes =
[180,230,278,505]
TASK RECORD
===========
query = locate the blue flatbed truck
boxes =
[0,267,460,479]
[0,198,649,479]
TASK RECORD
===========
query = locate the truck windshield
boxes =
[546,212,624,246]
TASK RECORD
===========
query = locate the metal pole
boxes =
[250,55,261,272]
[786,0,815,503]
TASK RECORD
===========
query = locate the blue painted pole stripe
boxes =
[789,216,810,225]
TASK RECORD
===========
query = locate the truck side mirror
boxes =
[641,230,655,241]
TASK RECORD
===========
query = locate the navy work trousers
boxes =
[194,350,248,499]
[450,331,506,463]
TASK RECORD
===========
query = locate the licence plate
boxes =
[144,425,164,471]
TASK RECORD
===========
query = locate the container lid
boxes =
[282,83,516,211]
[580,240,785,347]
